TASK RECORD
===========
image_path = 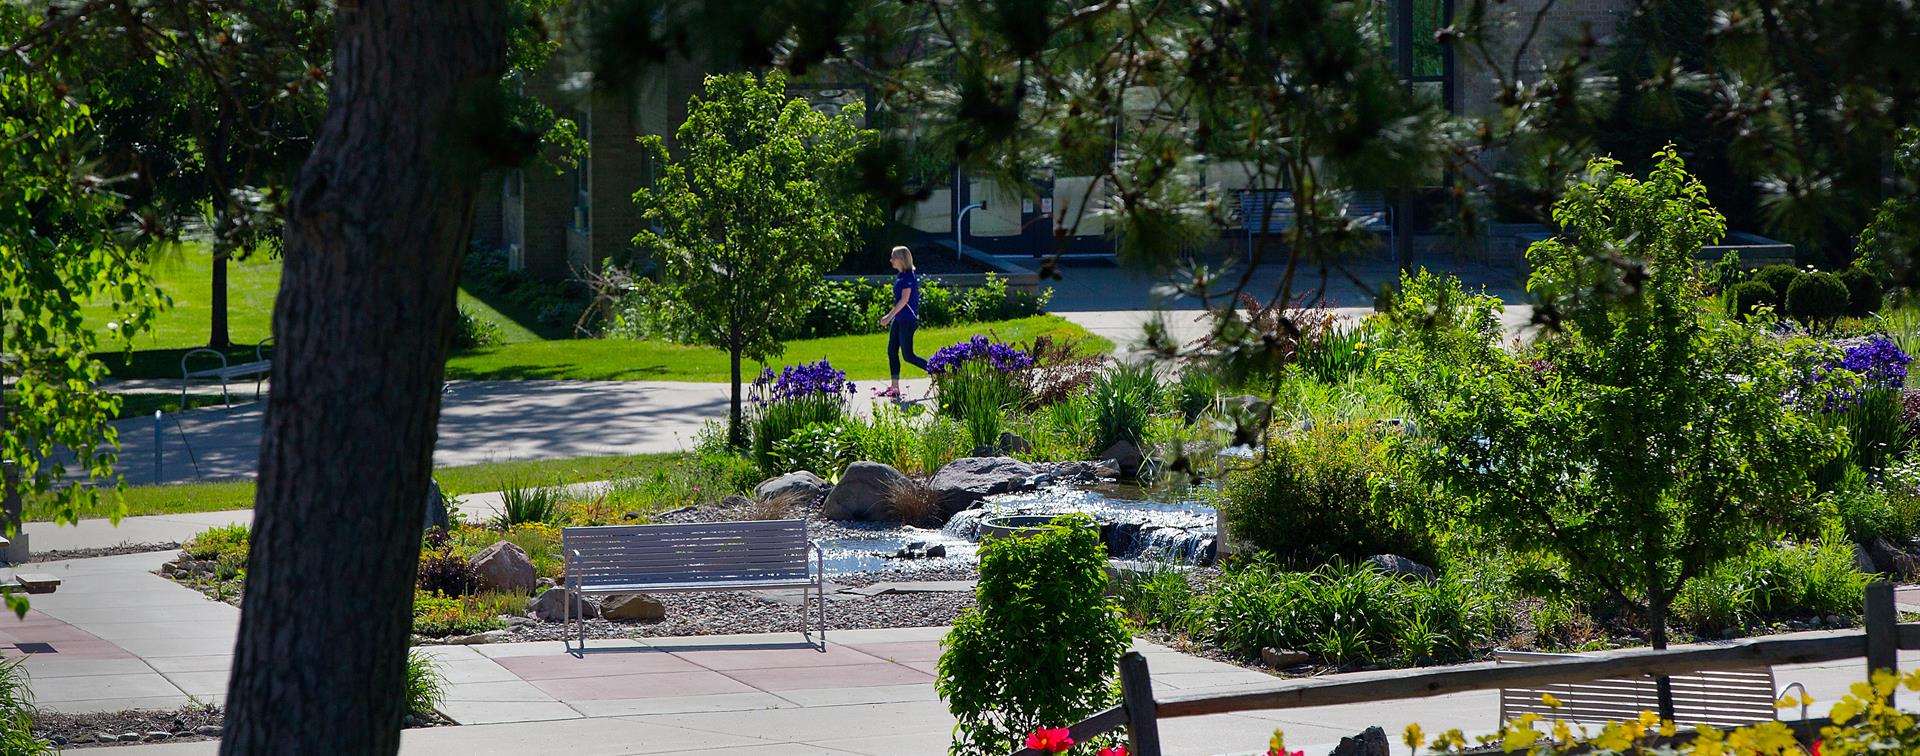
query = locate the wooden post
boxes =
[1865,581,1898,704]
[1119,651,1162,756]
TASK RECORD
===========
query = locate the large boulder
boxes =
[601,594,666,621]
[822,462,907,521]
[528,587,597,622]
[932,456,1038,515]
[468,541,538,594]
[755,471,830,506]
[423,478,449,531]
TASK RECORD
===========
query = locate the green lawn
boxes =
[27,452,683,521]
[443,315,1110,381]
[89,255,1108,382]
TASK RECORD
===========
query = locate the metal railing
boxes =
[1010,583,1911,756]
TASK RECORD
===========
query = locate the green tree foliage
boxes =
[936,516,1127,756]
[0,4,164,539]
[632,72,878,446]
[1380,150,1840,664]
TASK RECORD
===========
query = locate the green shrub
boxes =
[182,523,250,562]
[1673,530,1871,633]
[1172,364,1221,423]
[795,279,888,339]
[771,421,854,481]
[749,394,846,474]
[918,277,955,326]
[1199,560,1499,666]
[404,650,447,718]
[1089,361,1161,453]
[1840,266,1885,317]
[415,549,479,597]
[463,245,588,334]
[914,414,968,476]
[843,405,917,471]
[1296,320,1376,383]
[1219,421,1436,566]
[494,484,561,529]
[1787,271,1850,331]
[1115,562,1201,637]
[0,658,51,756]
[1826,473,1902,543]
[1724,279,1777,318]
[451,306,504,349]
[1882,459,1920,540]
[937,515,1128,756]
[935,360,1023,450]
[1754,264,1803,307]
[412,590,508,637]
[1838,388,1909,472]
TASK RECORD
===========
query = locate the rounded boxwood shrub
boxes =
[1724,279,1776,318]
[1754,264,1803,307]
[1840,266,1884,317]
[1786,271,1850,329]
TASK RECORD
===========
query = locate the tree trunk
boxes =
[220,2,504,753]
[208,249,231,350]
[729,345,745,449]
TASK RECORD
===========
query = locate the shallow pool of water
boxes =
[815,528,979,577]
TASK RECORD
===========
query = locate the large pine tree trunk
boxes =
[220,2,504,753]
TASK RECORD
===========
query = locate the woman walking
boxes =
[878,245,929,399]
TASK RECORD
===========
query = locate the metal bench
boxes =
[179,337,273,408]
[1237,189,1394,262]
[560,520,825,653]
[1495,649,1780,729]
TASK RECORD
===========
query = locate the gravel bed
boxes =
[29,542,180,563]
[502,586,975,642]
[33,705,223,749]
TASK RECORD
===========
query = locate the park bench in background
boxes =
[1496,649,1780,729]
[179,337,273,408]
[560,520,825,654]
[1237,189,1395,263]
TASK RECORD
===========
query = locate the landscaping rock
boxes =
[468,541,538,594]
[1098,440,1144,479]
[423,477,449,531]
[194,725,222,737]
[443,630,509,645]
[1330,726,1390,756]
[1365,554,1435,582]
[529,587,598,622]
[925,544,947,558]
[1853,542,1879,574]
[601,593,667,621]
[1866,537,1920,576]
[537,577,556,591]
[998,431,1033,454]
[755,471,831,505]
[822,462,907,521]
[931,456,1038,515]
[95,733,117,745]
[1261,647,1312,668]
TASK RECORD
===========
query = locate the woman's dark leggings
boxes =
[889,318,929,377]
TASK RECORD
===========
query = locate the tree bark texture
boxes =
[221,2,504,753]
[208,250,230,350]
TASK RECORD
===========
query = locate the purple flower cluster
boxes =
[926,335,1034,375]
[750,360,855,404]
[1838,337,1911,390]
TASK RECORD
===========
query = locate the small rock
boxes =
[468,541,538,594]
[403,714,419,727]
[95,733,118,744]
[144,731,171,742]
[1852,543,1878,574]
[49,735,66,746]
[998,431,1033,454]
[1826,614,1845,627]
[622,511,642,520]
[1330,725,1390,756]
[1261,647,1312,668]
[601,593,666,621]
[529,586,598,622]
[1098,440,1144,479]
[194,725,222,737]
[967,444,1000,458]
[502,615,535,628]
[443,630,500,645]
[120,733,142,742]
[1364,554,1435,582]
[536,577,556,591]
[925,544,947,558]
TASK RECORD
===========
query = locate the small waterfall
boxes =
[942,509,985,540]
[1120,525,1217,565]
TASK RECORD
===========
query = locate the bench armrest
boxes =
[255,336,274,364]
[181,347,229,378]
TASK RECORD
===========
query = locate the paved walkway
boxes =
[0,546,1912,755]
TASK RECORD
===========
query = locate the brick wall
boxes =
[1454,0,1631,116]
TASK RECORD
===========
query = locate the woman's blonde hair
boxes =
[890,245,915,270]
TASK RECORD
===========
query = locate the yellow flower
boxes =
[1354,343,1369,350]
[1268,728,1286,753]
[1440,729,1467,749]
[1726,721,1799,754]
[1658,719,1678,738]
[1591,723,1633,751]
[1499,727,1541,751]
[1830,696,1862,724]
[1540,692,1563,709]
[1402,723,1424,750]
[1551,719,1573,744]
[1691,726,1727,756]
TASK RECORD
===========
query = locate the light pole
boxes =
[955,202,984,262]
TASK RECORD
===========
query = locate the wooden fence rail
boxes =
[1009,583,1911,756]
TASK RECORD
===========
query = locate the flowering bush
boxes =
[927,335,1035,375]
[1837,337,1911,391]
[749,360,855,473]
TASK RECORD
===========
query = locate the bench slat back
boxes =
[1496,650,1777,730]
[1238,190,1391,234]
[562,520,811,588]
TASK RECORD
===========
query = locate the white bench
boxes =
[1496,649,1780,729]
[560,520,825,653]
[179,337,273,408]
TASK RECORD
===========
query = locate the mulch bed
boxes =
[34,705,451,748]
[28,543,180,563]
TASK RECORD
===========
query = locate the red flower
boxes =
[1812,741,1823,756]
[1025,728,1075,753]
[1099,747,1129,756]
[1265,750,1304,756]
